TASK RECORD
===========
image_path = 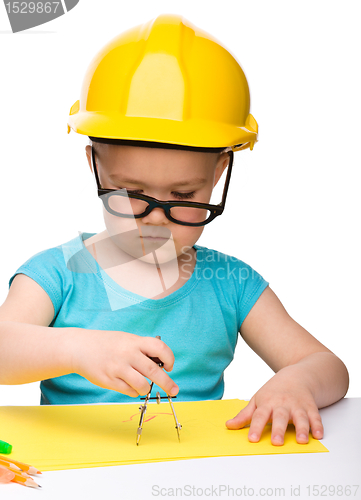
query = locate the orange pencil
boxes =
[9,468,31,479]
[11,470,41,489]
[0,455,41,475]
[0,457,22,472]
[0,462,22,475]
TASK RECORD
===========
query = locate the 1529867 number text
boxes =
[5,2,60,14]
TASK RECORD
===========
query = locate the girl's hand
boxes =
[0,465,16,484]
[225,366,324,445]
[68,329,179,398]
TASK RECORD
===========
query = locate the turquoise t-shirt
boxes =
[9,232,269,405]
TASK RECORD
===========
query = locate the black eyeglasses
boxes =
[91,145,234,227]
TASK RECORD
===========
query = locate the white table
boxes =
[3,398,361,499]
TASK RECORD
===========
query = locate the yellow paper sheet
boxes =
[0,399,327,471]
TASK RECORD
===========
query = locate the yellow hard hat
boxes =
[67,14,258,152]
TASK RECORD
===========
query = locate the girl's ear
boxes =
[85,145,93,173]
[213,153,230,187]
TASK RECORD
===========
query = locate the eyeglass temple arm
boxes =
[219,151,234,209]
[91,146,102,189]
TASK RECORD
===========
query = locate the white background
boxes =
[0,0,360,406]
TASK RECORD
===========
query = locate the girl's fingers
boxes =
[0,465,16,483]
[292,408,311,444]
[226,398,256,429]
[227,389,324,446]
[141,337,175,372]
[247,406,272,442]
[270,406,291,445]
[137,356,179,396]
[94,372,140,398]
[308,410,324,440]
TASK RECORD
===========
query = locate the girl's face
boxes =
[85,144,229,264]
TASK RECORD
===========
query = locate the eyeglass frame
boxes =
[91,144,234,227]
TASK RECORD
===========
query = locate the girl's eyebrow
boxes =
[173,178,208,187]
[108,175,208,187]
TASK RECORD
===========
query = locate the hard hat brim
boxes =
[68,112,257,151]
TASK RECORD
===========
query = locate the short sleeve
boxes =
[236,260,269,330]
[9,248,65,320]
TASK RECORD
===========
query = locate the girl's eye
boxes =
[124,189,196,200]
[124,189,141,195]
[173,191,195,200]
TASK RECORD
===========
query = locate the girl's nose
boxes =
[141,206,169,225]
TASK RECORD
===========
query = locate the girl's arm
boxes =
[0,274,178,397]
[226,286,349,445]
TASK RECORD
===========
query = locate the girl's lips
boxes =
[141,236,169,241]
